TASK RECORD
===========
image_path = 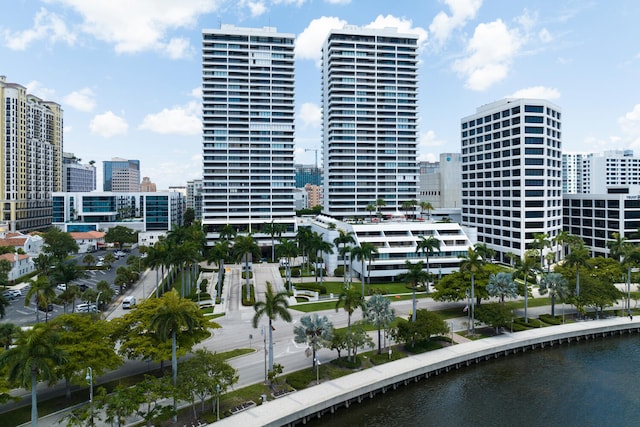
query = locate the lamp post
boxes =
[465,289,470,334]
[85,367,93,426]
[315,358,321,384]
[216,384,221,421]
[95,292,102,316]
[261,325,267,384]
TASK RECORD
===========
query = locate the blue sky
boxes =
[2,0,640,190]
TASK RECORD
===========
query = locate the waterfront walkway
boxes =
[216,316,640,427]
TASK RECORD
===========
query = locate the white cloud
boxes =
[164,37,193,59]
[272,0,307,6]
[146,153,203,190]
[139,101,201,135]
[2,7,76,50]
[452,19,523,91]
[538,28,553,43]
[190,87,203,99]
[63,88,96,112]
[619,104,640,147]
[239,0,267,17]
[48,0,220,56]
[297,102,322,128]
[418,130,447,161]
[89,111,129,137]
[296,16,347,65]
[324,0,351,4]
[509,86,561,100]
[25,81,56,100]
[366,15,428,50]
[429,0,482,46]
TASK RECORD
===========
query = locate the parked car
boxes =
[96,261,104,267]
[115,251,127,258]
[78,284,89,292]
[2,291,15,300]
[7,289,21,298]
[38,303,54,312]
[75,303,98,313]
[56,283,67,291]
[122,296,136,309]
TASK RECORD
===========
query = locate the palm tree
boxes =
[399,260,428,322]
[487,272,517,305]
[0,294,7,319]
[350,242,378,295]
[401,200,415,218]
[219,224,237,241]
[365,203,376,221]
[513,252,537,323]
[375,197,386,215]
[262,221,286,262]
[607,232,627,262]
[145,240,169,297]
[296,227,313,275]
[0,322,18,349]
[459,247,484,334]
[333,230,356,286]
[416,235,441,292]
[233,235,260,301]
[621,244,640,314]
[538,272,569,317]
[563,239,590,299]
[25,276,56,323]
[336,285,365,361]
[532,233,551,270]
[276,238,298,290]
[293,314,333,373]
[208,239,230,302]
[553,230,571,261]
[314,238,334,288]
[252,281,292,374]
[363,294,395,354]
[150,290,209,422]
[0,323,66,426]
[419,201,434,220]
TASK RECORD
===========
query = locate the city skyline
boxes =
[2,0,640,190]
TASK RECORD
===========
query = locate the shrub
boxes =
[334,266,345,277]
[295,283,327,294]
[539,314,562,325]
[285,369,315,390]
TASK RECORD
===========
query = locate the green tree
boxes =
[553,230,572,261]
[0,259,12,288]
[416,235,441,292]
[42,228,79,264]
[375,198,386,215]
[363,294,396,354]
[393,309,448,349]
[51,313,122,399]
[149,290,214,421]
[50,260,86,289]
[333,230,356,287]
[335,285,365,351]
[82,254,95,267]
[262,221,286,262]
[56,285,80,314]
[607,232,627,262]
[104,225,138,249]
[351,242,378,295]
[183,208,196,227]
[475,303,513,334]
[459,247,484,334]
[419,201,434,220]
[487,272,517,305]
[0,323,66,426]
[276,238,298,290]
[25,275,56,323]
[293,314,333,372]
[99,384,140,427]
[0,323,18,349]
[132,375,175,426]
[365,203,376,221]
[538,272,569,317]
[513,251,537,323]
[208,239,230,302]
[252,281,292,374]
[563,239,591,299]
[233,234,260,301]
[399,260,428,322]
[532,233,551,270]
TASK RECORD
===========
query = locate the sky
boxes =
[2,0,640,191]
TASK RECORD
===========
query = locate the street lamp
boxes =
[85,367,93,426]
[216,384,221,421]
[95,292,102,316]
[315,358,321,385]
[261,325,267,384]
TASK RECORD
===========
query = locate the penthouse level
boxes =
[216,317,640,427]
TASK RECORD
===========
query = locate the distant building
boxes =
[563,150,640,194]
[304,184,323,209]
[68,230,106,253]
[419,153,462,209]
[0,253,35,283]
[0,76,64,232]
[52,191,184,233]
[103,158,140,192]
[63,153,96,192]
[140,177,157,192]
[295,164,322,187]
[461,98,563,263]
[186,179,203,220]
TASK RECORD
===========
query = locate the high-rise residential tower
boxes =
[0,76,63,232]
[63,152,96,192]
[322,27,419,218]
[461,99,563,264]
[201,25,296,241]
[103,158,140,192]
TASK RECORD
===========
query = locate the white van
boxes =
[122,296,136,309]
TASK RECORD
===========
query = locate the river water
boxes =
[309,335,640,427]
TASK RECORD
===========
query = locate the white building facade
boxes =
[322,27,419,218]
[201,25,296,244]
[461,99,563,263]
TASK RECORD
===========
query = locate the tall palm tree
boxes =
[208,239,230,302]
[233,235,261,301]
[459,248,484,334]
[487,272,517,305]
[351,242,378,295]
[293,314,333,373]
[333,230,356,286]
[296,227,313,275]
[365,203,376,221]
[419,201,434,220]
[375,198,386,215]
[276,238,298,290]
[145,240,169,296]
[150,290,209,422]
[219,224,237,241]
[0,322,18,350]
[25,276,56,323]
[399,260,428,322]
[0,323,66,426]
[336,285,365,361]
[363,294,395,354]
[252,282,292,374]
[532,233,551,270]
[0,294,7,319]
[513,252,537,323]
[553,230,571,261]
[607,232,627,262]
[416,235,441,292]
[314,238,334,288]
[538,272,569,317]
[563,239,590,299]
[621,244,640,314]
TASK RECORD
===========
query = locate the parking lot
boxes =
[1,249,138,327]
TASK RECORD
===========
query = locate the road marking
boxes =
[17,310,33,315]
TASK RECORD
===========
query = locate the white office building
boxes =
[322,27,419,218]
[461,99,563,263]
[563,150,640,195]
[201,25,296,244]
